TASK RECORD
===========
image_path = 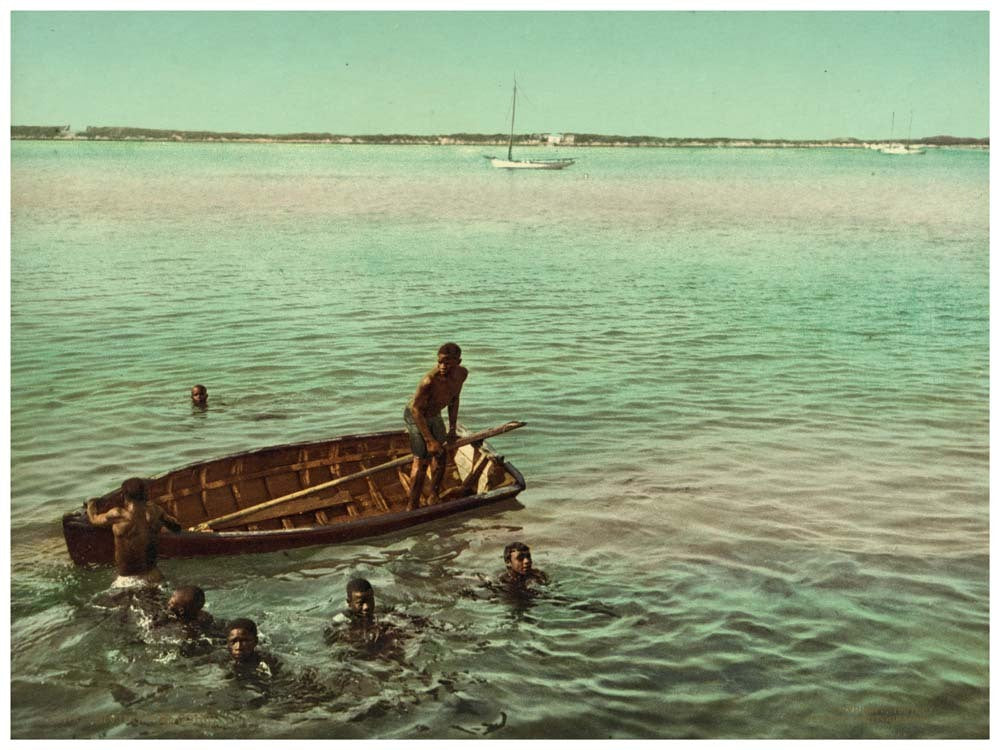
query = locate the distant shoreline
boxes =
[10,126,989,150]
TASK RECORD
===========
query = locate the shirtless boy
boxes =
[325,578,378,644]
[345,577,376,624]
[190,384,208,408]
[499,542,549,587]
[156,585,222,655]
[226,618,261,663]
[167,585,215,627]
[86,477,181,587]
[326,578,416,656]
[404,342,468,510]
[226,618,280,677]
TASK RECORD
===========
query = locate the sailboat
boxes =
[878,111,925,155]
[486,81,574,170]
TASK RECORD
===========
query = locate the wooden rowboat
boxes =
[62,422,526,566]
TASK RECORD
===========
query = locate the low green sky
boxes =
[10,10,989,139]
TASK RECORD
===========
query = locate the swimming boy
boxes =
[86,477,182,587]
[227,618,260,662]
[154,585,222,655]
[226,618,280,676]
[345,577,376,624]
[404,343,468,510]
[499,542,549,587]
[191,384,208,408]
[326,578,377,642]
[326,578,414,654]
[166,585,219,632]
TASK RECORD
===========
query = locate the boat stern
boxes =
[62,507,115,566]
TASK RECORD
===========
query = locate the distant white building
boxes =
[543,133,574,145]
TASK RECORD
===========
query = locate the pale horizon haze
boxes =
[9,10,989,140]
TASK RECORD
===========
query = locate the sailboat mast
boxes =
[507,81,517,161]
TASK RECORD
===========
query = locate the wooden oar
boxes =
[190,420,526,531]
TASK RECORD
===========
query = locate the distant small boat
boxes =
[878,144,925,155]
[488,155,575,170]
[486,81,574,170]
[877,110,925,155]
[62,422,526,565]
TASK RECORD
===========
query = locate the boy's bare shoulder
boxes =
[415,370,438,391]
[411,373,436,404]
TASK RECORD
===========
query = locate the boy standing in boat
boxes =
[404,342,468,510]
[86,477,182,587]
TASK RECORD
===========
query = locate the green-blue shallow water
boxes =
[10,141,988,739]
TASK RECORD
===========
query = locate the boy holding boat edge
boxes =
[86,477,182,588]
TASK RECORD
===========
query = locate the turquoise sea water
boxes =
[10,141,988,739]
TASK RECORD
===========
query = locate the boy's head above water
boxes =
[504,541,533,576]
[168,586,205,622]
[226,618,258,661]
[190,384,208,407]
[346,578,375,621]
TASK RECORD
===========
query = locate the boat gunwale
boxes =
[141,427,408,487]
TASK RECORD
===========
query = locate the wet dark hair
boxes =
[504,541,530,564]
[346,578,373,595]
[191,384,207,394]
[438,342,461,358]
[228,618,257,637]
[121,477,148,503]
[173,585,205,612]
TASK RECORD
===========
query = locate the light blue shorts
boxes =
[403,407,447,459]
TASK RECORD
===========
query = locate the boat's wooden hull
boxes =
[62,428,526,566]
